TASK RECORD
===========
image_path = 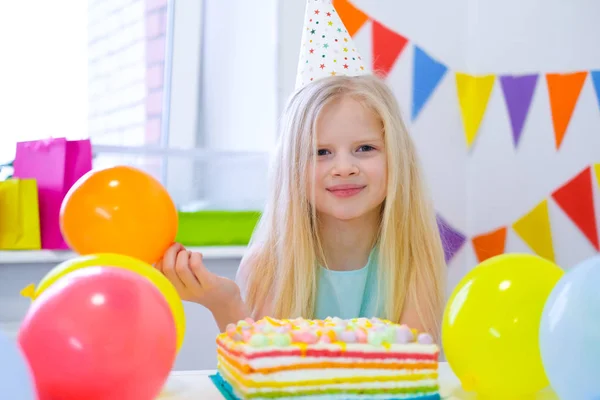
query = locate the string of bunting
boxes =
[334,0,600,151]
[436,163,600,264]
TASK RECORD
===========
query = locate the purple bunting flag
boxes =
[436,214,466,264]
[500,74,538,148]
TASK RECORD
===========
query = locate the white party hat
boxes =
[295,0,369,90]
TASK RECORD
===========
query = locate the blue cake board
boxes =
[210,373,240,400]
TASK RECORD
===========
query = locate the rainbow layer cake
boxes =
[214,316,440,399]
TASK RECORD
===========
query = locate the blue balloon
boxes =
[539,255,600,400]
[0,332,37,399]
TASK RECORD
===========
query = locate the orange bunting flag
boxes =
[472,227,507,263]
[372,20,408,78]
[332,0,369,37]
[552,166,599,250]
[512,199,555,262]
[455,73,496,149]
[546,71,588,150]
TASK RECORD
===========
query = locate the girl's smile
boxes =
[326,183,367,198]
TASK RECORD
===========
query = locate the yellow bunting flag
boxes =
[455,73,496,148]
[594,163,600,189]
[512,199,555,262]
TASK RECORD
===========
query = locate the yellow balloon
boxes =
[21,253,186,352]
[442,253,564,398]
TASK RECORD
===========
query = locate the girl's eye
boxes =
[317,149,330,156]
[357,145,374,152]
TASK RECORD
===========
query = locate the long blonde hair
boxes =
[241,75,446,341]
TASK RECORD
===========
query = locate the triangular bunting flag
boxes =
[472,227,507,263]
[546,71,588,149]
[455,73,495,148]
[412,45,448,120]
[595,163,600,189]
[332,0,369,37]
[592,71,600,109]
[552,166,599,250]
[372,20,408,78]
[512,199,555,262]
[436,215,466,263]
[499,74,538,148]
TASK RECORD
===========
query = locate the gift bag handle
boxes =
[0,160,13,180]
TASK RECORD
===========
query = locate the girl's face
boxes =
[308,96,387,221]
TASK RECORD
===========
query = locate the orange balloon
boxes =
[60,166,178,264]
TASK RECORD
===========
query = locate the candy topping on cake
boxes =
[222,317,435,348]
[338,329,357,343]
[395,324,415,343]
[291,329,319,344]
[417,332,434,344]
[249,333,269,347]
[271,333,292,346]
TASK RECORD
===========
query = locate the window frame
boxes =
[91,0,280,210]
[92,0,205,202]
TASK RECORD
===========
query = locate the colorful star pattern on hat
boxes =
[295,0,369,90]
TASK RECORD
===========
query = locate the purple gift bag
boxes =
[13,137,92,250]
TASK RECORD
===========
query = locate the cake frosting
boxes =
[214,316,440,399]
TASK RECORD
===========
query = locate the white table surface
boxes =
[158,362,559,399]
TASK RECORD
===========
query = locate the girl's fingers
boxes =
[175,250,199,289]
[161,243,185,271]
[189,252,210,283]
[163,249,186,293]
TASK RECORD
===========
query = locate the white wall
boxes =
[463,0,600,280]
[464,0,600,246]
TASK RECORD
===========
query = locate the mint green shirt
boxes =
[314,247,383,319]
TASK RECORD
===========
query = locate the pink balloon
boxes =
[18,266,177,400]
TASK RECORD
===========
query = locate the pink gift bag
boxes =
[13,138,92,250]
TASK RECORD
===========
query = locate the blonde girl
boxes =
[155,74,447,343]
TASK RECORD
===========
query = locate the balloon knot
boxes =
[20,283,36,299]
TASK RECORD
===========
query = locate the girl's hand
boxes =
[155,243,244,317]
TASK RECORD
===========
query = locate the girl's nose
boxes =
[331,155,359,177]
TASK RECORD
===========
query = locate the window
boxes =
[0,1,89,168]
[0,0,280,211]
